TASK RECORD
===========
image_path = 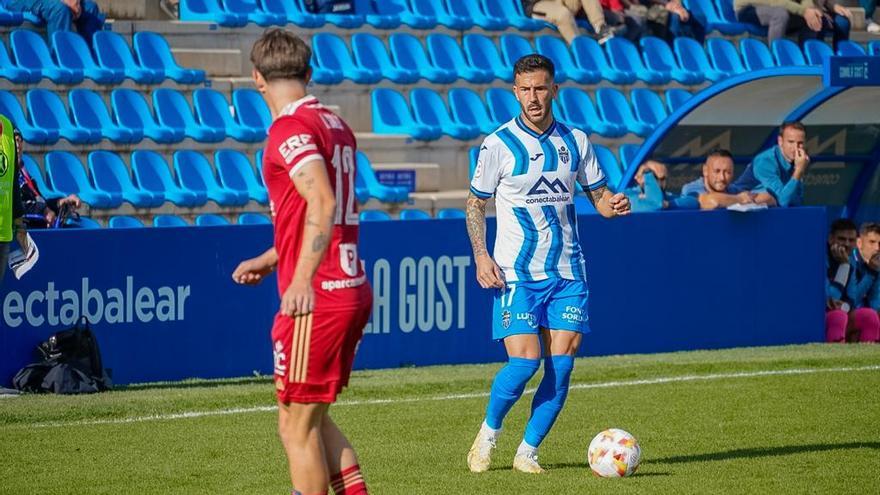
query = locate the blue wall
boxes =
[0,208,827,386]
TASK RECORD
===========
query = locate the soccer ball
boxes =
[587,428,641,477]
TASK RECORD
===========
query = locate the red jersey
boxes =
[263,95,369,310]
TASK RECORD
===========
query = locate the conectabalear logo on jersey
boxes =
[526,176,570,204]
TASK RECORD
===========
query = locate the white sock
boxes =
[481,421,500,440]
[517,440,538,456]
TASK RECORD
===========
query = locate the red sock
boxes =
[330,464,368,495]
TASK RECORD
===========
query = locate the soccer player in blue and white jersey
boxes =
[465,54,631,474]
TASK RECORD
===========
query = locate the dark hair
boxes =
[830,218,857,235]
[706,149,733,160]
[250,29,312,82]
[780,121,806,135]
[513,54,555,80]
[860,222,880,237]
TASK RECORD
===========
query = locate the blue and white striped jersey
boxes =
[470,116,606,283]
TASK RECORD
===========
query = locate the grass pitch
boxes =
[1,344,879,494]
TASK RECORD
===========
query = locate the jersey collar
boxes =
[277,94,319,119]
[515,115,556,140]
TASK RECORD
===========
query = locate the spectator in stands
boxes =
[1,118,26,282]
[681,149,762,209]
[5,0,104,44]
[624,160,698,211]
[524,0,619,44]
[805,0,853,49]
[14,132,81,229]
[601,0,647,41]
[826,219,858,342]
[734,0,824,45]
[731,121,809,208]
[842,222,880,342]
[864,0,880,34]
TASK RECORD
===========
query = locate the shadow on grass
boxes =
[487,463,669,477]
[651,442,880,465]
[120,376,271,391]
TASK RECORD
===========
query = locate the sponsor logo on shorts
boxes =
[501,310,511,329]
[560,305,587,323]
[320,274,367,292]
[516,312,538,328]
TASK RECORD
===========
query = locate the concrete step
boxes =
[173,48,242,77]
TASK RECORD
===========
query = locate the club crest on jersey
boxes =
[528,176,569,195]
[501,310,511,329]
[558,145,570,164]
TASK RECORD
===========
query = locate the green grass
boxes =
[2,344,879,494]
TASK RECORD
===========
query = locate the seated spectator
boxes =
[825,219,859,342]
[841,222,880,342]
[525,0,619,44]
[807,0,852,49]
[681,149,771,209]
[732,121,809,208]
[601,0,647,42]
[5,0,104,44]
[631,0,706,42]
[864,0,880,34]
[624,160,698,212]
[734,0,823,45]
[14,132,81,229]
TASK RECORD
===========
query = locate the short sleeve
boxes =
[469,140,503,199]
[270,117,324,178]
[576,138,606,191]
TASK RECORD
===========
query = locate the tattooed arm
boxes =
[586,185,631,218]
[466,193,505,289]
[281,159,337,316]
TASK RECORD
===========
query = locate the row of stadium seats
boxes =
[311,33,879,87]
[63,213,271,228]
[180,0,545,31]
[372,86,692,140]
[0,88,267,144]
[24,148,408,209]
[0,30,203,85]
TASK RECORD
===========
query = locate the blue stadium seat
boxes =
[26,89,99,144]
[596,88,652,138]
[640,36,703,85]
[312,33,381,84]
[375,0,436,28]
[618,143,640,169]
[196,214,230,226]
[232,89,271,136]
[132,150,205,207]
[771,39,807,66]
[133,32,206,84]
[0,4,23,25]
[45,151,118,208]
[631,89,668,131]
[500,34,537,76]
[51,32,122,84]
[419,0,471,29]
[870,41,880,56]
[558,88,624,138]
[468,145,480,180]
[447,0,507,30]
[215,149,269,204]
[571,36,635,84]
[400,209,432,220]
[713,0,766,35]
[109,216,145,228]
[89,151,162,208]
[437,208,466,219]
[68,217,102,229]
[310,49,344,85]
[153,89,224,143]
[298,0,364,28]
[174,150,249,206]
[427,34,493,83]
[0,38,36,83]
[238,212,272,225]
[684,0,747,35]
[449,88,495,135]
[410,88,480,140]
[390,33,456,84]
[483,0,546,30]
[112,89,184,144]
[93,31,164,84]
[254,149,265,186]
[179,0,248,26]
[836,40,866,56]
[739,38,775,70]
[804,40,833,66]
[69,89,140,144]
[371,88,441,140]
[665,88,692,113]
[22,154,65,200]
[352,33,419,84]
[354,0,401,28]
[261,0,324,27]
[592,143,623,191]
[552,101,570,128]
[606,37,670,85]
[193,89,263,142]
[355,151,409,203]
[10,30,82,84]
[706,38,746,77]
[359,210,392,221]
[485,88,519,129]
[224,0,285,25]
[463,34,512,82]
[153,214,189,227]
[0,90,51,144]
[674,37,725,82]
[536,35,599,84]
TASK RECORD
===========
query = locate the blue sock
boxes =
[484,357,540,430]
[523,355,575,448]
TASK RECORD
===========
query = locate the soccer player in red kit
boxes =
[232,29,371,495]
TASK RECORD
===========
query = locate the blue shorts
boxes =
[492,278,590,340]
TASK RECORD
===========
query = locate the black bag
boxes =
[304,0,353,14]
[12,317,112,394]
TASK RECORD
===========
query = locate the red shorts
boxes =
[271,302,371,404]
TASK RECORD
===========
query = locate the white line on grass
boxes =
[16,364,880,429]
